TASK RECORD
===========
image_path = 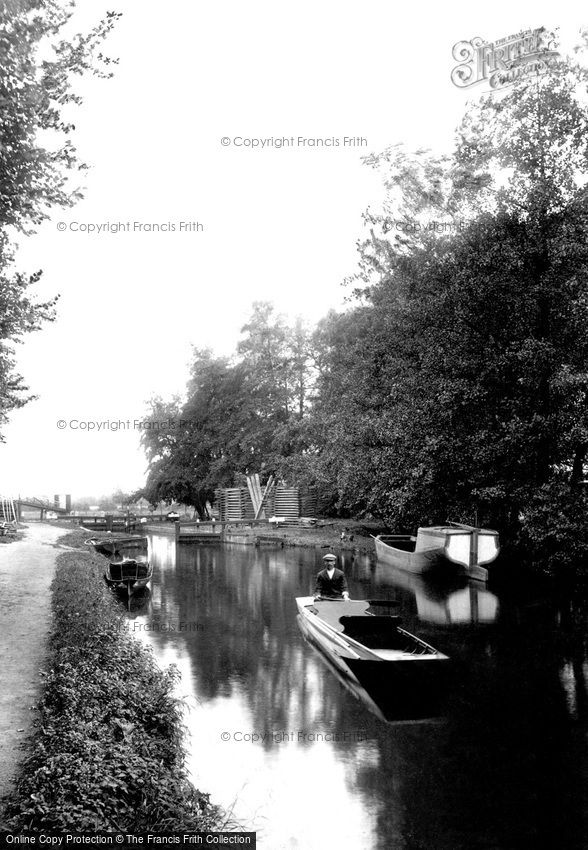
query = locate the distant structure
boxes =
[54,494,72,512]
[128,496,152,513]
[1,496,68,521]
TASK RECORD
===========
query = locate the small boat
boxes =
[374,523,500,582]
[296,596,449,720]
[86,536,152,596]
[300,627,446,724]
[103,558,153,595]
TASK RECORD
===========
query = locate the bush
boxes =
[518,482,588,575]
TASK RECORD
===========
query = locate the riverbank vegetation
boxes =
[0,535,221,832]
[138,46,588,573]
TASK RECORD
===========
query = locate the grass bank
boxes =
[232,519,381,553]
[0,532,222,832]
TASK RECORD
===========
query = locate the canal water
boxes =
[126,537,588,850]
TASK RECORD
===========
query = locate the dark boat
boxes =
[86,536,152,595]
[296,596,450,721]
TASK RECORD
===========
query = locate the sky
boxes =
[0,0,584,500]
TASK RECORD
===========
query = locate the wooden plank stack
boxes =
[273,487,300,525]
[300,487,318,516]
[214,485,261,521]
[215,488,243,521]
[215,479,300,523]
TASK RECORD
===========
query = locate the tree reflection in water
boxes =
[133,538,588,850]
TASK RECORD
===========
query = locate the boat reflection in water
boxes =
[372,563,500,627]
[125,587,153,617]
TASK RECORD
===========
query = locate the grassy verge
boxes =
[0,538,222,832]
[53,527,95,549]
[241,520,380,553]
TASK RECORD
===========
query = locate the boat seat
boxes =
[339,615,408,650]
[312,600,371,630]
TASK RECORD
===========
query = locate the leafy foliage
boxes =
[138,305,317,514]
[0,1,120,438]
[140,56,588,571]
[518,480,588,573]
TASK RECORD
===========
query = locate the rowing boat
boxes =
[86,536,152,595]
[296,596,449,720]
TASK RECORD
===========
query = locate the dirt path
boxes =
[0,523,67,799]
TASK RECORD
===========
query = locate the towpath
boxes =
[0,523,67,799]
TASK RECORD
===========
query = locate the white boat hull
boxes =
[375,526,499,581]
[374,535,445,574]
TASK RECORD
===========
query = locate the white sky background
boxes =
[0,1,583,499]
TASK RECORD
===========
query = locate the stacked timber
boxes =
[300,487,318,516]
[241,488,256,520]
[273,487,300,525]
[215,487,257,521]
[215,481,300,523]
[216,488,242,521]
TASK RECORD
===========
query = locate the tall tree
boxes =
[237,301,291,420]
[314,54,588,566]
[0,1,119,437]
[139,308,319,511]
[139,50,588,569]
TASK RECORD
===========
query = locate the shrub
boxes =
[517,482,588,575]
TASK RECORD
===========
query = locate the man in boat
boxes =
[314,553,350,601]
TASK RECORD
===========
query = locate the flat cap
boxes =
[322,553,337,561]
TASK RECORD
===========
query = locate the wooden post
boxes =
[469,528,477,569]
[254,475,275,520]
[175,520,180,542]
